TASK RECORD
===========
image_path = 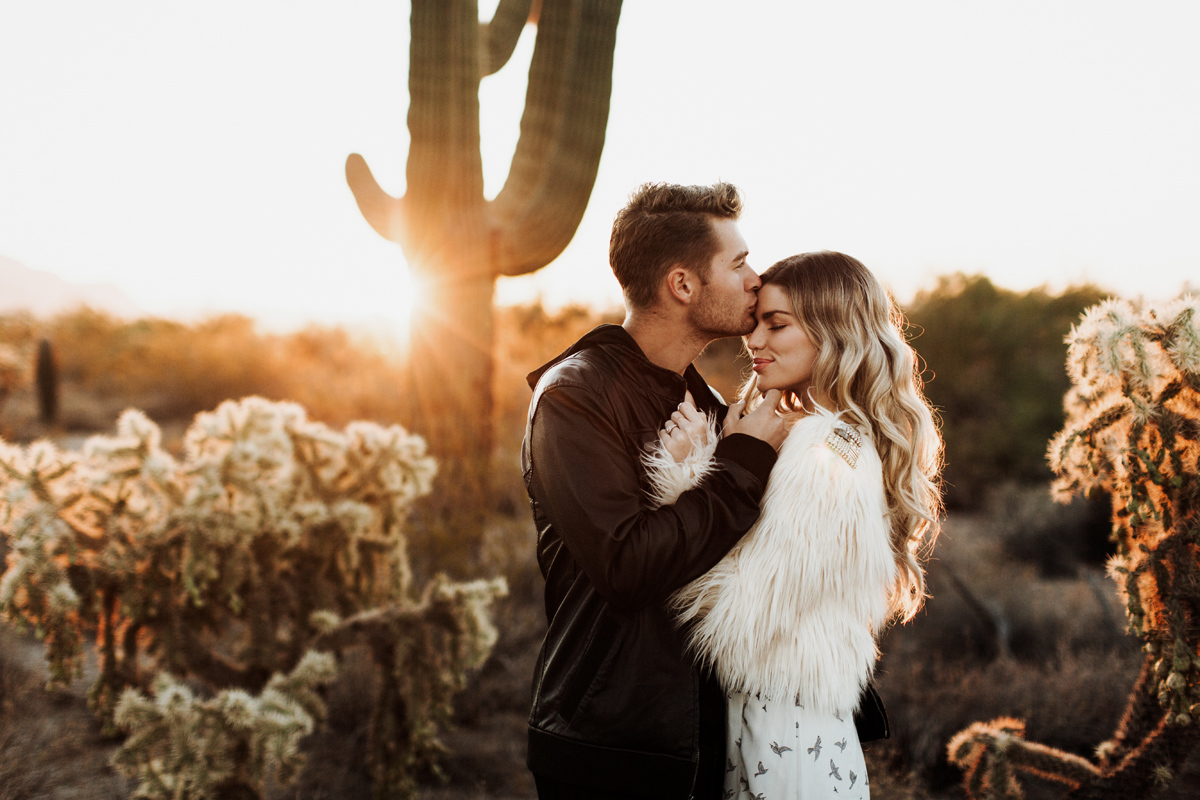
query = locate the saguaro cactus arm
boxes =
[345,154,406,244]
[489,0,622,276]
[479,0,536,76]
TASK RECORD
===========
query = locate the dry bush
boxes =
[874,647,1141,793]
[0,308,413,439]
[986,483,1113,578]
[865,502,1141,796]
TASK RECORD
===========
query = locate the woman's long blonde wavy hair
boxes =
[741,251,943,623]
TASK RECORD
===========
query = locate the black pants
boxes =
[535,775,659,800]
[534,670,727,800]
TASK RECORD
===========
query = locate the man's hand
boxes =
[723,389,787,451]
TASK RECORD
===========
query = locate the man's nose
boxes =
[745,270,762,292]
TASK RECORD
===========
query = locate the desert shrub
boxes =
[985,483,1113,578]
[0,397,506,799]
[876,648,1143,793]
[0,308,414,432]
[906,275,1109,508]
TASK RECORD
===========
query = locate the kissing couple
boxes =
[522,182,943,800]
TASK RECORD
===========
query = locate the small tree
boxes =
[0,397,506,799]
[905,274,1108,507]
[948,297,1200,799]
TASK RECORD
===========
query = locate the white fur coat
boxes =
[643,407,896,715]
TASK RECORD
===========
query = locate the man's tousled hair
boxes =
[609,182,743,309]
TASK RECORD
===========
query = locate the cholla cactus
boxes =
[949,297,1200,799]
[112,650,337,800]
[0,397,506,799]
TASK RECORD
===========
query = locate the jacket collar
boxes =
[526,323,699,401]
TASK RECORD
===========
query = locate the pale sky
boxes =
[1,1,1197,334]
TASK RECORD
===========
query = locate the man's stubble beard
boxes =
[690,285,756,340]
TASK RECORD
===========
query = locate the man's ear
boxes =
[664,264,698,305]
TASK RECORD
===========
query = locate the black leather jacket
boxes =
[522,325,776,799]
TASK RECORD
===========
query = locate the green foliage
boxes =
[0,397,506,799]
[906,274,1109,507]
[949,296,1200,799]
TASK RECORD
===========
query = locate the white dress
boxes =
[644,407,893,800]
[724,690,869,800]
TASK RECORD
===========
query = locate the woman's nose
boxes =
[746,326,764,351]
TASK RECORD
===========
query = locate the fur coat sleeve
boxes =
[642,406,896,715]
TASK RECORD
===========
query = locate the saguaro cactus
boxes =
[948,297,1200,799]
[35,337,58,425]
[346,0,622,489]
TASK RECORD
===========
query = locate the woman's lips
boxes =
[752,358,771,372]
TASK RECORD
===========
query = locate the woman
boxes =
[645,251,942,799]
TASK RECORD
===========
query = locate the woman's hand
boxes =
[723,389,787,451]
[660,391,707,463]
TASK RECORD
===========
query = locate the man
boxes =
[521,182,788,799]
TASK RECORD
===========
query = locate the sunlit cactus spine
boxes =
[35,337,58,425]
[0,397,506,800]
[949,296,1200,799]
[346,0,622,492]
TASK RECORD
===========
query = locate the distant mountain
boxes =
[0,255,142,318]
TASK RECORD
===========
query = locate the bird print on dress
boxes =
[722,789,736,799]
[739,776,749,791]
[725,757,736,773]
[754,760,769,777]
[748,793,765,800]
[769,741,792,757]
[829,759,842,780]
[848,770,857,789]
[835,737,848,752]
[807,735,822,761]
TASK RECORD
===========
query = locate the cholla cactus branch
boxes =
[0,397,506,799]
[951,297,1200,798]
[112,651,338,800]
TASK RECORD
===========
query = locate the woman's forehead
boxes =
[756,284,794,315]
